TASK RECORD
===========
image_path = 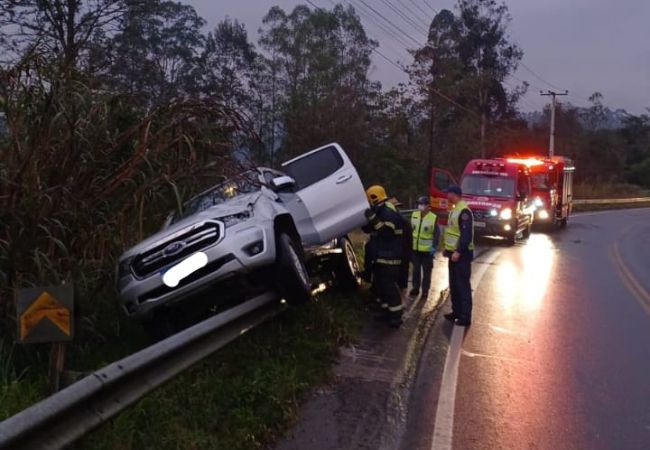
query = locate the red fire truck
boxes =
[430,159,536,245]
[505,156,575,228]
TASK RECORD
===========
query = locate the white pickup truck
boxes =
[116,143,368,336]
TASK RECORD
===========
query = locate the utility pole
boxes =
[540,90,568,157]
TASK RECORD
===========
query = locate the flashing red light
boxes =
[506,157,545,167]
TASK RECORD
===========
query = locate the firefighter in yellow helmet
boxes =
[362,185,405,328]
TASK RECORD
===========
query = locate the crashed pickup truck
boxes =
[117,143,368,335]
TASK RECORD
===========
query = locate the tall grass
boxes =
[574,181,650,199]
[0,52,250,374]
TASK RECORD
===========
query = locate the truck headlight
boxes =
[534,197,544,208]
[489,209,498,217]
[219,211,252,228]
[499,208,513,220]
[538,209,549,220]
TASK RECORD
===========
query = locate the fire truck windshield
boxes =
[461,175,515,198]
[531,173,551,190]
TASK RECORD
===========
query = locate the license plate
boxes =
[474,221,486,228]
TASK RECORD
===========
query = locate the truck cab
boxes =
[431,159,536,245]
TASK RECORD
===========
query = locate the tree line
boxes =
[1,0,649,342]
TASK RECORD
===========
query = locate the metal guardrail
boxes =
[0,292,283,450]
[573,197,650,205]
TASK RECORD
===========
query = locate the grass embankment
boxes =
[73,292,365,450]
[1,285,367,450]
[572,182,650,212]
[574,182,650,199]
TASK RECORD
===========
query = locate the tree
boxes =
[103,0,205,105]
[258,4,377,162]
[455,0,524,156]
[0,0,135,69]
[198,18,256,109]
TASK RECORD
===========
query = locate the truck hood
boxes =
[119,192,263,261]
[462,194,515,211]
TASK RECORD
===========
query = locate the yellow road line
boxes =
[611,239,650,316]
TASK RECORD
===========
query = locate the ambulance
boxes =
[430,159,536,245]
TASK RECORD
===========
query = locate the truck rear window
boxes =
[461,175,515,198]
[283,146,344,190]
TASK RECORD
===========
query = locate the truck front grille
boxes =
[132,222,221,278]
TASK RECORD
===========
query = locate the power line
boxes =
[423,0,439,15]
[520,62,567,92]
[313,0,413,70]
[379,0,428,36]
[408,0,435,22]
[354,0,423,47]
[394,0,430,30]
[343,0,417,50]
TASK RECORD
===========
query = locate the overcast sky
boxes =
[186,0,650,114]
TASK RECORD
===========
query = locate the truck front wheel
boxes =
[275,233,311,305]
[335,237,361,290]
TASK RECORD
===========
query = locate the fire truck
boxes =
[430,159,536,245]
[506,156,575,228]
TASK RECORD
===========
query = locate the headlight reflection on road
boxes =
[495,234,555,312]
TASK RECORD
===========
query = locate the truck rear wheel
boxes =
[335,237,361,290]
[275,233,311,305]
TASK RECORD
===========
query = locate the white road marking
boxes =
[430,249,501,450]
[489,324,527,336]
[461,349,528,365]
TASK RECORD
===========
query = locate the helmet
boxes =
[366,185,387,206]
[416,196,429,205]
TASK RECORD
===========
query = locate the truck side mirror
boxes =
[271,175,296,192]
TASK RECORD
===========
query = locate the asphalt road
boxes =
[275,208,650,450]
[404,208,650,450]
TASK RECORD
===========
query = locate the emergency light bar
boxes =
[506,157,545,167]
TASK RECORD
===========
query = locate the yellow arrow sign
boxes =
[20,291,71,341]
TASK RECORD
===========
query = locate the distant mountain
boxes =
[521,106,630,130]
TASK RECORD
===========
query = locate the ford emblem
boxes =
[163,241,186,256]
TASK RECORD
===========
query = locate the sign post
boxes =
[17,285,74,392]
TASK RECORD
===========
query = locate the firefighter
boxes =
[443,185,474,327]
[388,197,412,292]
[410,196,440,298]
[362,185,405,328]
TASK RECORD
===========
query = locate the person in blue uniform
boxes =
[442,185,475,327]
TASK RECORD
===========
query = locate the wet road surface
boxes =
[275,208,650,450]
[406,208,650,450]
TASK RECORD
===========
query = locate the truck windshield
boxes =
[461,175,515,198]
[172,171,261,223]
[531,173,551,190]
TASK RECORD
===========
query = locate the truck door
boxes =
[430,168,457,225]
[281,143,368,245]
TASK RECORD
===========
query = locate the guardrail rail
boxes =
[573,197,650,205]
[0,292,283,450]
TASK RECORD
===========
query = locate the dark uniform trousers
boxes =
[411,251,434,294]
[448,253,473,322]
[373,264,402,319]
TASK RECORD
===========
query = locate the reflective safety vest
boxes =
[411,210,437,252]
[444,200,475,252]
